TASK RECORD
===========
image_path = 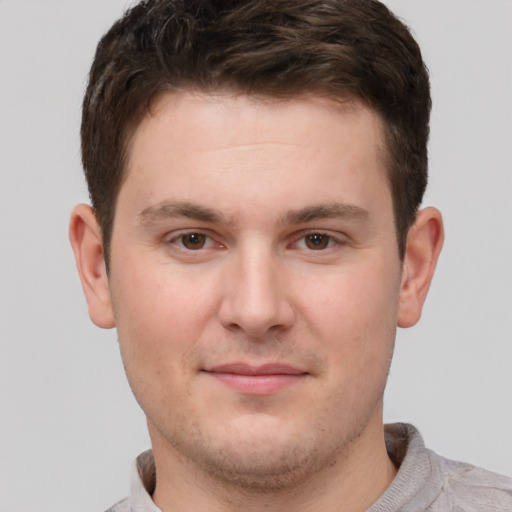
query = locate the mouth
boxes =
[202,363,309,395]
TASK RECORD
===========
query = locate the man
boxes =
[69,0,512,510]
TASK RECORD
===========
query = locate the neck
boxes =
[150,412,397,512]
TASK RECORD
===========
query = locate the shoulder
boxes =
[376,424,512,512]
[430,456,512,511]
[104,496,131,512]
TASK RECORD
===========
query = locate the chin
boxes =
[157,413,348,493]
[191,436,339,493]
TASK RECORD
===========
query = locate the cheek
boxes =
[111,277,206,417]
[298,260,400,365]
[110,262,221,380]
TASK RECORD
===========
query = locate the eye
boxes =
[304,233,331,250]
[164,230,225,260]
[180,233,208,250]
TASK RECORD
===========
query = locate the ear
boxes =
[397,207,444,328]
[69,204,115,329]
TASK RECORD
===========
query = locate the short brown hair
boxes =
[81,0,431,261]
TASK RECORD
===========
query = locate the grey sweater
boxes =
[106,423,512,511]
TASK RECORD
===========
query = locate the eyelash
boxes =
[167,231,221,251]
[292,231,342,251]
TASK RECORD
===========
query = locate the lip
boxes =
[203,363,308,395]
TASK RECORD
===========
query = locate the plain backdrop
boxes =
[0,1,511,511]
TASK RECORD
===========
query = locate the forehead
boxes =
[126,90,388,170]
[120,90,392,221]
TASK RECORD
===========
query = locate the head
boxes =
[81,0,431,264]
[71,0,443,504]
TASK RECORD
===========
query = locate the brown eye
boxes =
[305,233,330,250]
[181,233,206,250]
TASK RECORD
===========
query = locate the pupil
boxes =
[183,233,205,249]
[307,234,328,250]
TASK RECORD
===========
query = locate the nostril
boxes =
[218,302,296,339]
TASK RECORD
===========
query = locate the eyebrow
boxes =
[138,200,369,226]
[282,203,369,224]
[138,201,224,225]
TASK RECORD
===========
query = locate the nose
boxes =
[217,244,295,339]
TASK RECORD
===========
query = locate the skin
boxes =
[70,91,443,512]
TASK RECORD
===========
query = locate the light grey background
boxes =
[0,1,510,511]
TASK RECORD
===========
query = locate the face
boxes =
[107,92,403,489]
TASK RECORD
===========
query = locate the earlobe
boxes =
[69,204,115,329]
[397,207,444,328]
